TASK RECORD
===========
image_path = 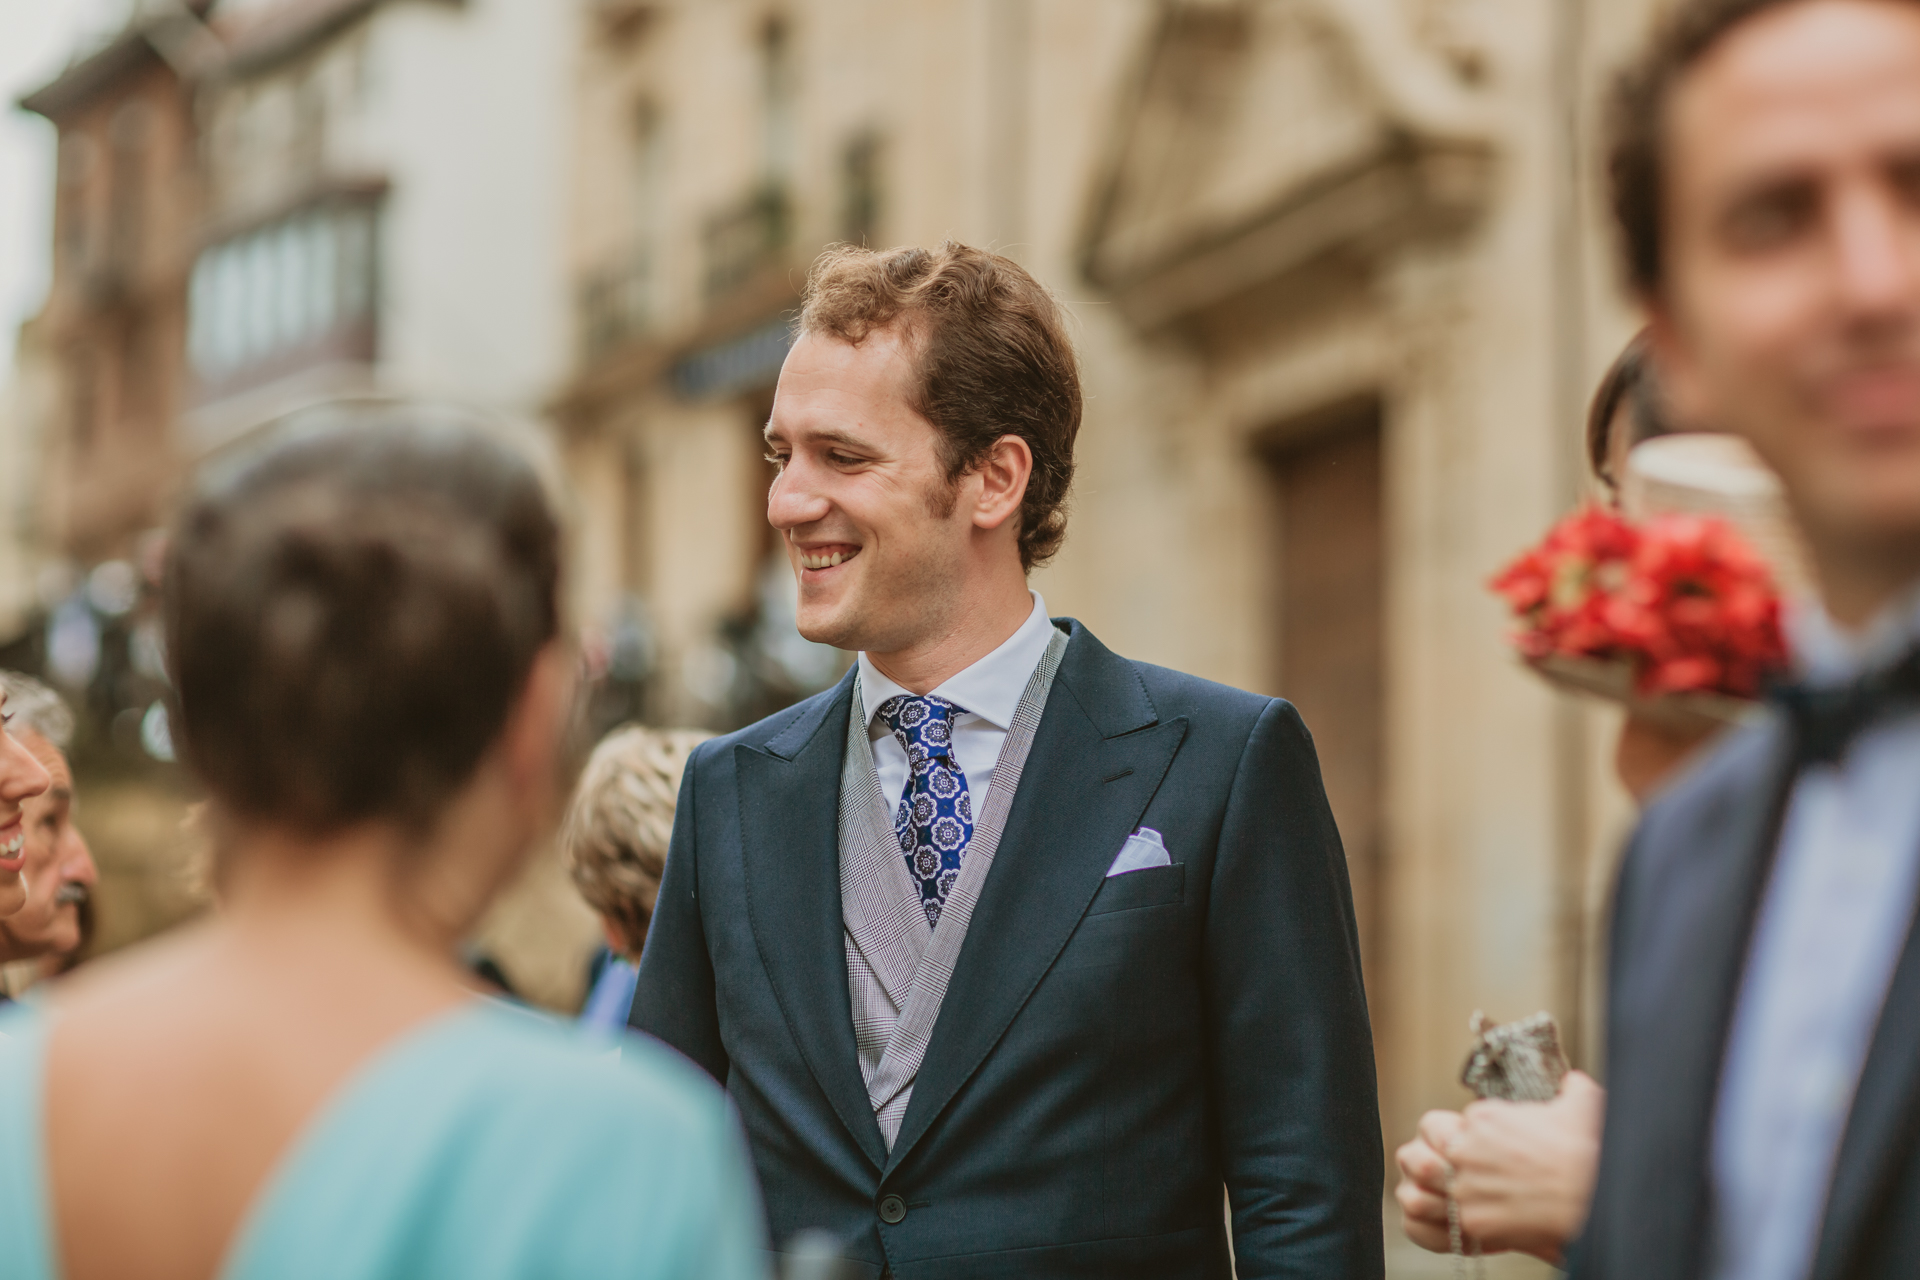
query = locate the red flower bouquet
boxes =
[1491,505,1788,719]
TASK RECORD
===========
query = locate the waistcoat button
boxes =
[878,1193,908,1224]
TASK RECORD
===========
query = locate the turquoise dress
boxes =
[0,999,768,1280]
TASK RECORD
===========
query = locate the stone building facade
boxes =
[17,4,211,570]
[9,0,595,1005]
[553,2,1678,1264]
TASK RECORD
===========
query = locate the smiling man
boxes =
[0,674,96,992]
[1578,3,1920,1280]
[631,243,1382,1279]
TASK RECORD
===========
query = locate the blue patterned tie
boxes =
[878,694,974,929]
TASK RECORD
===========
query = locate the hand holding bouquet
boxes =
[1491,505,1788,713]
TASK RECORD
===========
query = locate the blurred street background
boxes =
[0,2,1686,1271]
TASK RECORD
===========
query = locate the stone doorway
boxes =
[1263,405,1386,1027]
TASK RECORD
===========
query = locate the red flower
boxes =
[1489,506,1788,700]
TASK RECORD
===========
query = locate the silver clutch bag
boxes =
[1459,1010,1570,1103]
[1446,1011,1574,1276]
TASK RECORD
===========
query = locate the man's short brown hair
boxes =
[1609,0,1920,296]
[797,241,1082,570]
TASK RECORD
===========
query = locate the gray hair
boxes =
[0,672,75,750]
[563,725,711,944]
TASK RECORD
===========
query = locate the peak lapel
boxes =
[885,621,1188,1172]
[1811,907,1920,1280]
[737,673,889,1172]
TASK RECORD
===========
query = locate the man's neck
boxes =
[866,578,1035,695]
[1812,539,1920,632]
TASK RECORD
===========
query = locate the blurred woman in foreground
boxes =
[0,408,766,1280]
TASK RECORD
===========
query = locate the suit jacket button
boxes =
[878,1194,908,1224]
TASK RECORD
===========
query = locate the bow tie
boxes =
[1773,645,1920,767]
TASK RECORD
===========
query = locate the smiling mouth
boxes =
[797,546,860,570]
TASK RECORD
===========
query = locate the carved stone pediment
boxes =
[1081,0,1495,333]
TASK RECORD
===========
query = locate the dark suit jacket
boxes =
[630,619,1382,1279]
[1576,712,1920,1280]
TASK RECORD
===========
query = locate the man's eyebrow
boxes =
[808,428,873,451]
[763,426,873,452]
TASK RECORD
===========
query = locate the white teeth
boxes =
[799,550,854,570]
[0,833,20,857]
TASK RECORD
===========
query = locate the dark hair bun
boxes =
[165,403,563,835]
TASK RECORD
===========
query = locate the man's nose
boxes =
[1831,180,1920,321]
[0,735,50,806]
[61,831,96,886]
[767,458,832,532]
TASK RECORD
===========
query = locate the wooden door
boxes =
[1266,410,1385,1020]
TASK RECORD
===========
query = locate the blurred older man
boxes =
[0,674,96,998]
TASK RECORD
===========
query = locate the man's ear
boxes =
[1646,302,1713,432]
[972,434,1033,532]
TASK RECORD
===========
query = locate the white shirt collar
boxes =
[1788,578,1920,686]
[858,592,1054,730]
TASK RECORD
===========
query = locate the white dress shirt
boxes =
[857,592,1055,817]
[1710,585,1920,1280]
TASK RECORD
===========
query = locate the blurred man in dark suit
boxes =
[1579,3,1920,1278]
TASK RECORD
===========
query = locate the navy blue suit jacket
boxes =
[631,619,1383,1278]
[1577,713,1920,1280]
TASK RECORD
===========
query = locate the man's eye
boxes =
[1722,185,1817,251]
[1891,159,1920,209]
[828,452,859,467]
[764,452,787,470]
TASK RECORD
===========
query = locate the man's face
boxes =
[1656,0,1920,571]
[764,328,979,654]
[0,731,95,961]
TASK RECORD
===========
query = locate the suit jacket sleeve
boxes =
[629,742,732,1084]
[1209,698,1384,1278]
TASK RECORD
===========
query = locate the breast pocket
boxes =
[1086,863,1185,916]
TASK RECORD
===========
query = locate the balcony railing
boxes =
[187,186,383,403]
[577,250,655,364]
[703,183,790,299]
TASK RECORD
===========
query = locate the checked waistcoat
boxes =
[837,627,1069,1148]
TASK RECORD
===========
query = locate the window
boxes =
[69,345,99,456]
[841,130,882,245]
[188,192,381,392]
[109,101,151,274]
[57,134,98,273]
[759,16,796,184]
[634,101,666,246]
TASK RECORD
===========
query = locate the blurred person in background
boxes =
[0,674,96,1000]
[562,725,710,1036]
[1393,340,1677,1265]
[1571,1,1920,1277]
[0,687,51,927]
[0,407,766,1280]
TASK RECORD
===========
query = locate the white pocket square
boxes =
[1106,827,1172,877]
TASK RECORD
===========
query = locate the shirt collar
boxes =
[858,592,1053,731]
[1788,578,1920,687]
